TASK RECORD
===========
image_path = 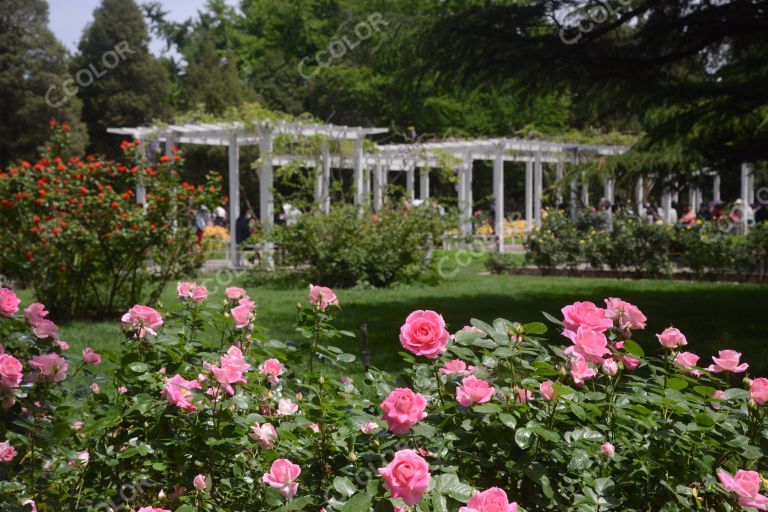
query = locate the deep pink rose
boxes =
[656,327,687,349]
[262,458,301,499]
[569,355,596,386]
[539,381,556,400]
[308,284,338,310]
[750,378,768,405]
[0,440,17,462]
[707,350,749,373]
[604,298,646,331]
[162,374,201,411]
[456,376,495,407]
[717,469,768,509]
[225,287,247,300]
[399,310,450,359]
[0,354,23,389]
[260,358,283,386]
[0,288,20,317]
[463,487,518,512]
[380,388,427,434]
[82,348,101,365]
[28,353,68,383]
[571,326,610,363]
[249,422,278,448]
[601,442,615,458]
[378,449,431,506]
[121,305,163,337]
[439,359,471,376]
[561,301,613,335]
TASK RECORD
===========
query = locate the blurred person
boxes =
[194,205,210,245]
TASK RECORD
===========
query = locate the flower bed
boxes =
[0,284,766,511]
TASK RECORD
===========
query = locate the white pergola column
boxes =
[228,134,240,268]
[419,167,430,200]
[748,173,755,205]
[493,145,505,252]
[533,151,543,228]
[635,176,645,218]
[135,136,146,207]
[259,127,274,230]
[661,189,672,224]
[742,163,753,233]
[406,164,416,203]
[580,173,589,208]
[713,173,721,203]
[568,151,578,220]
[603,177,615,205]
[458,153,473,237]
[373,157,384,212]
[353,135,364,206]
[555,157,564,207]
[525,160,533,231]
[321,143,331,213]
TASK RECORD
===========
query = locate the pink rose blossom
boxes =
[121,305,163,337]
[230,304,254,329]
[308,284,338,310]
[515,387,532,404]
[162,374,201,411]
[249,422,278,448]
[710,390,725,400]
[262,458,301,499]
[69,450,89,467]
[191,284,208,303]
[90,382,100,393]
[277,398,298,416]
[0,440,17,462]
[622,355,641,371]
[561,301,613,336]
[539,381,556,400]
[707,350,749,373]
[604,297,646,331]
[439,359,471,376]
[569,355,597,386]
[399,310,450,359]
[72,421,84,431]
[0,288,20,317]
[570,326,611,363]
[378,449,430,506]
[28,353,68,383]
[462,487,518,512]
[339,376,353,384]
[177,282,194,298]
[456,376,495,407]
[82,348,101,365]
[602,358,618,376]
[117,385,128,394]
[24,303,48,325]
[380,388,428,434]
[260,358,283,386]
[0,354,23,389]
[361,421,379,434]
[57,340,69,351]
[225,287,247,300]
[717,469,768,510]
[656,327,687,349]
[308,423,320,433]
[749,378,768,405]
[674,351,700,370]
[31,318,59,340]
[193,474,209,491]
[601,442,615,458]
[137,507,172,512]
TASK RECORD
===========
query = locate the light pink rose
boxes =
[456,376,495,407]
[339,376,353,384]
[225,287,247,300]
[749,378,768,405]
[24,302,49,325]
[622,355,641,371]
[601,442,615,458]
[308,284,338,310]
[250,422,278,448]
[90,382,100,393]
[260,358,283,386]
[121,305,163,337]
[137,507,172,512]
[307,423,320,433]
[539,381,556,400]
[177,282,194,298]
[162,374,201,411]
[117,385,128,394]
[277,398,298,416]
[602,358,618,376]
[82,348,101,365]
[361,421,379,434]
[31,318,59,340]
[57,340,69,351]
[230,304,253,329]
[463,487,518,512]
[193,474,209,491]
[262,458,301,499]
[656,327,687,349]
[717,469,768,509]
[205,346,250,394]
[604,298,646,331]
[674,351,699,370]
[571,326,610,363]
[0,288,20,317]
[378,449,430,506]
[28,353,68,383]
[569,355,596,386]
[710,389,725,400]
[191,284,208,303]
[707,350,749,373]
[515,387,532,404]
[69,450,89,467]
[439,359,471,376]
[0,440,17,462]
[380,388,428,434]
[399,310,450,359]
[561,301,613,336]
[0,354,23,389]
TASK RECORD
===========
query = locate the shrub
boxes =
[485,253,522,274]
[270,205,450,287]
[0,124,221,317]
[0,286,766,511]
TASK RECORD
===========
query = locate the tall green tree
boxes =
[0,0,85,165]
[74,0,170,154]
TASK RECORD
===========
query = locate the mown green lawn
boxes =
[19,252,768,376]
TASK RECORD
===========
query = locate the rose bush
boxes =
[0,284,766,511]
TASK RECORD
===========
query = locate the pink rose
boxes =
[230,304,253,329]
[399,310,450,359]
[24,302,48,325]
[710,390,725,400]
[191,285,208,303]
[0,288,20,317]
[749,378,768,405]
[277,398,298,416]
[622,355,641,371]
[32,318,59,340]
[0,440,17,462]
[0,354,23,389]
[570,326,610,363]
[28,353,68,383]
[539,381,556,400]
[162,374,201,411]
[262,458,301,499]
[260,358,283,386]
[193,474,209,491]
[717,469,768,509]
[561,301,613,336]
[117,385,128,394]
[602,358,618,376]
[463,487,518,512]
[439,359,471,376]
[121,305,163,337]
[604,298,646,331]
[601,442,615,458]
[674,351,699,370]
[177,282,194,298]
[514,387,532,404]
[225,287,247,300]
[137,508,172,512]
[69,450,89,467]
[378,449,431,506]
[569,355,596,386]
[82,348,101,365]
[205,346,250,394]
[361,421,379,434]
[250,422,278,448]
[456,376,495,407]
[707,350,749,373]
[90,382,100,393]
[308,284,338,310]
[656,327,687,349]
[380,388,427,434]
